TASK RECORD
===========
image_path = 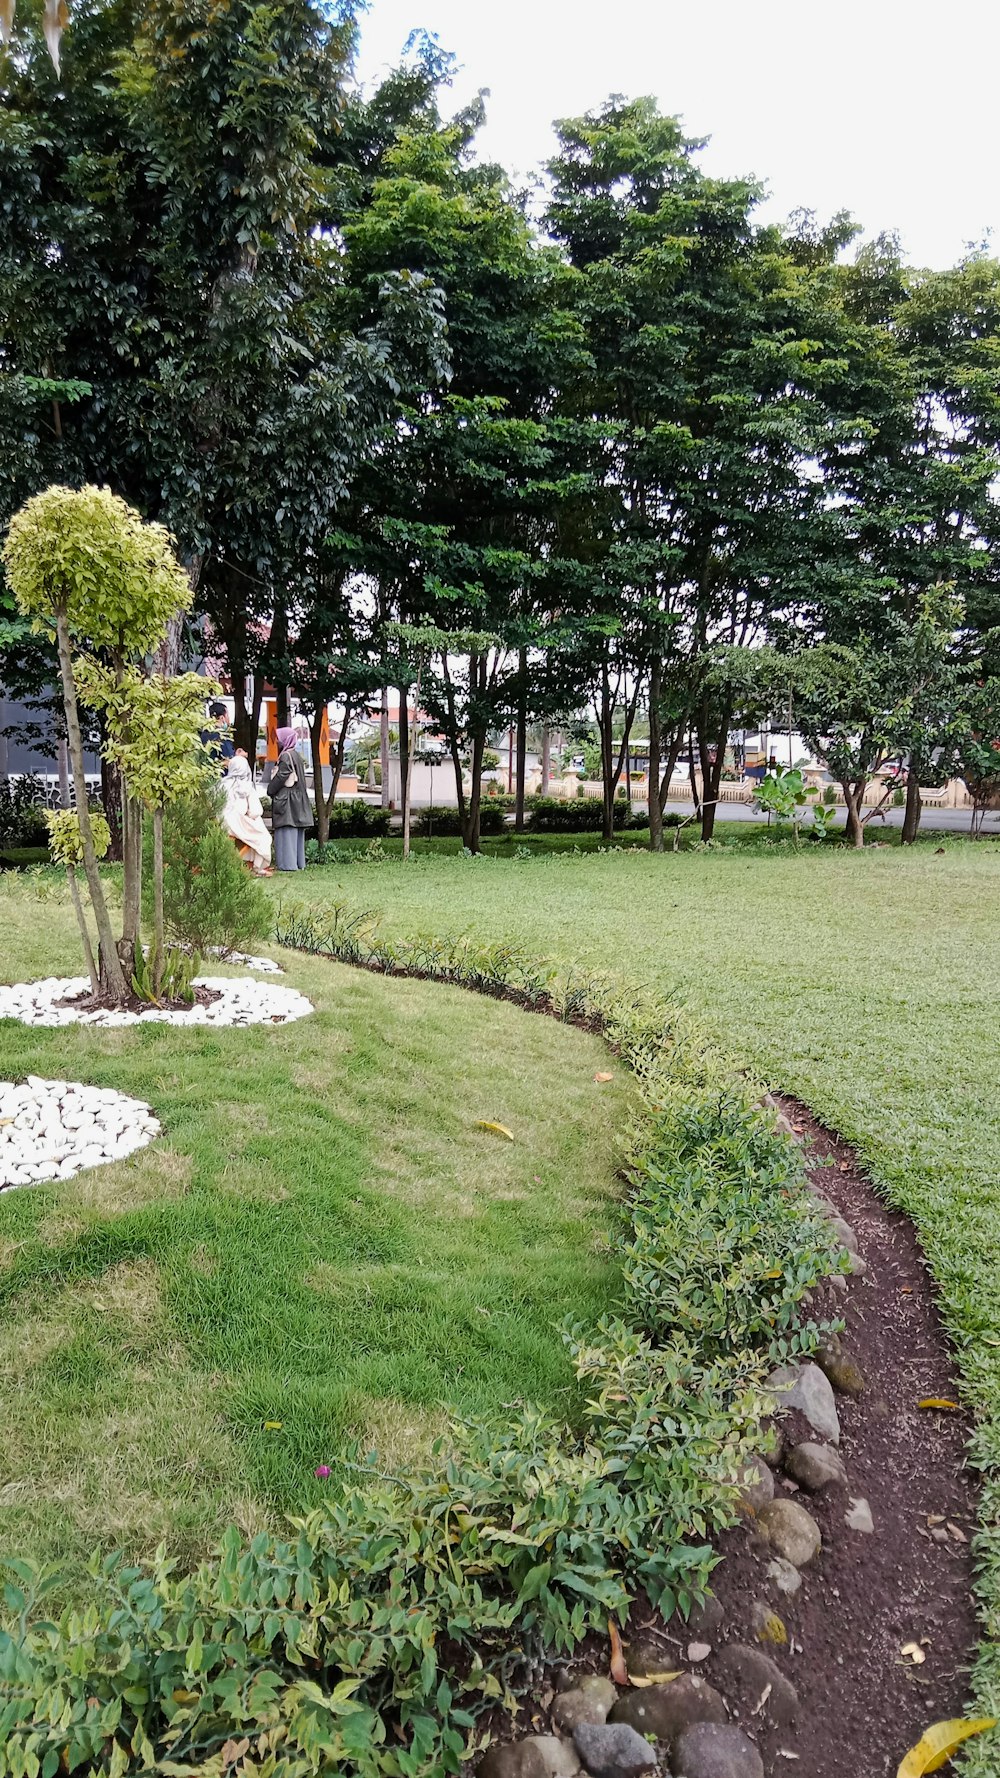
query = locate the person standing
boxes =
[269,726,312,871]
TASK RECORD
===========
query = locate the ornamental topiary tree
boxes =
[2,484,191,1002]
[76,665,214,997]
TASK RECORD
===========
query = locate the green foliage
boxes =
[77,665,213,815]
[45,807,110,866]
[411,804,506,837]
[131,940,199,1007]
[0,909,840,1777]
[529,796,630,833]
[0,777,49,849]
[2,485,190,652]
[149,786,272,958]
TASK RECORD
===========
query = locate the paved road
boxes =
[642,801,996,836]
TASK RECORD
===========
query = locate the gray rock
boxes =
[766,1362,841,1445]
[828,1214,859,1255]
[845,1496,875,1534]
[815,1343,865,1396]
[736,1459,775,1515]
[572,1722,657,1778]
[712,1645,799,1726]
[610,1673,727,1740]
[673,1722,765,1778]
[766,1557,802,1597]
[749,1600,788,1646]
[755,1498,822,1568]
[687,1641,713,1663]
[521,1738,583,1778]
[483,1740,582,1778]
[552,1679,618,1733]
[784,1440,848,1493]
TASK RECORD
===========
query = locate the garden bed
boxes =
[0,972,313,1028]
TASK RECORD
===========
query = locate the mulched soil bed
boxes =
[55,983,223,1016]
[478,1099,979,1778]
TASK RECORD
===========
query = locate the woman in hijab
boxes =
[221,755,272,876]
[269,726,313,871]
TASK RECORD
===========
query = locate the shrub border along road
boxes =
[0,908,846,1778]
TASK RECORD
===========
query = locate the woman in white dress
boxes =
[221,755,272,876]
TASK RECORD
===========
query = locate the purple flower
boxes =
[314,1464,331,1479]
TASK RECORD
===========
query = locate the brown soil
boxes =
[581,1100,978,1778]
[56,983,223,1016]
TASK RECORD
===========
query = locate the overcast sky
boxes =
[354,0,998,270]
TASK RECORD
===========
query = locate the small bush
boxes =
[411,804,506,837]
[326,799,391,838]
[0,776,49,849]
[529,796,629,833]
[148,784,272,956]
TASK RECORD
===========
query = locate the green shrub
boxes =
[146,784,272,956]
[411,804,506,837]
[529,796,629,833]
[327,800,391,838]
[0,776,49,849]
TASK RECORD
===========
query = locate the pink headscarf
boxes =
[276,726,297,753]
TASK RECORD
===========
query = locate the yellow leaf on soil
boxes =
[896,1717,997,1775]
[918,1398,960,1411]
[630,1671,682,1687]
[475,1120,515,1141]
[608,1620,628,1687]
[899,1642,926,1665]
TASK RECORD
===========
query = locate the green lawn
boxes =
[0,875,626,1583]
[283,835,1000,1694]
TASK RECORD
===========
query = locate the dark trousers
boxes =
[274,826,306,871]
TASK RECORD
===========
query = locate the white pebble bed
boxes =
[209,950,284,974]
[0,1077,160,1192]
[0,975,314,1029]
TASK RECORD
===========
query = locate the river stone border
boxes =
[0,1076,161,1192]
[0,974,313,1028]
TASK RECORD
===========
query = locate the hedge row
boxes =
[0,912,843,1778]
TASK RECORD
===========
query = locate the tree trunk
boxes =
[310,707,329,845]
[100,754,124,861]
[323,700,352,826]
[599,670,615,846]
[379,689,390,807]
[55,609,126,1001]
[687,729,701,820]
[647,656,663,853]
[118,794,143,977]
[901,768,922,844]
[152,806,165,996]
[66,864,97,986]
[57,737,70,807]
[843,784,864,848]
[462,729,485,853]
[514,648,527,832]
[540,723,550,796]
[698,702,730,843]
[400,680,412,859]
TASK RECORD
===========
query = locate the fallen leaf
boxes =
[896,1716,997,1775]
[0,1117,13,1128]
[263,1420,283,1431]
[918,1398,960,1412]
[899,1642,926,1665]
[594,1071,613,1083]
[631,1669,682,1686]
[926,1515,945,1527]
[608,1619,628,1687]
[751,1681,773,1717]
[946,1522,967,1543]
[475,1120,514,1141]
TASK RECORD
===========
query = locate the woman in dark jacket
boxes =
[269,727,312,871]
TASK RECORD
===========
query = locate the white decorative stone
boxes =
[0,974,312,1030]
[0,1078,162,1195]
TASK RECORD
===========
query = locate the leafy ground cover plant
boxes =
[0,909,842,1778]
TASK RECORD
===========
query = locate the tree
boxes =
[76,665,212,995]
[2,483,190,999]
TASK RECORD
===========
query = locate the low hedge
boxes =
[0,910,842,1778]
[529,795,632,833]
[411,804,507,837]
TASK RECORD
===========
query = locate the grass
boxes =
[0,873,627,1585]
[282,830,1000,1736]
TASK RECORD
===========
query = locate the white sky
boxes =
[354,0,999,270]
